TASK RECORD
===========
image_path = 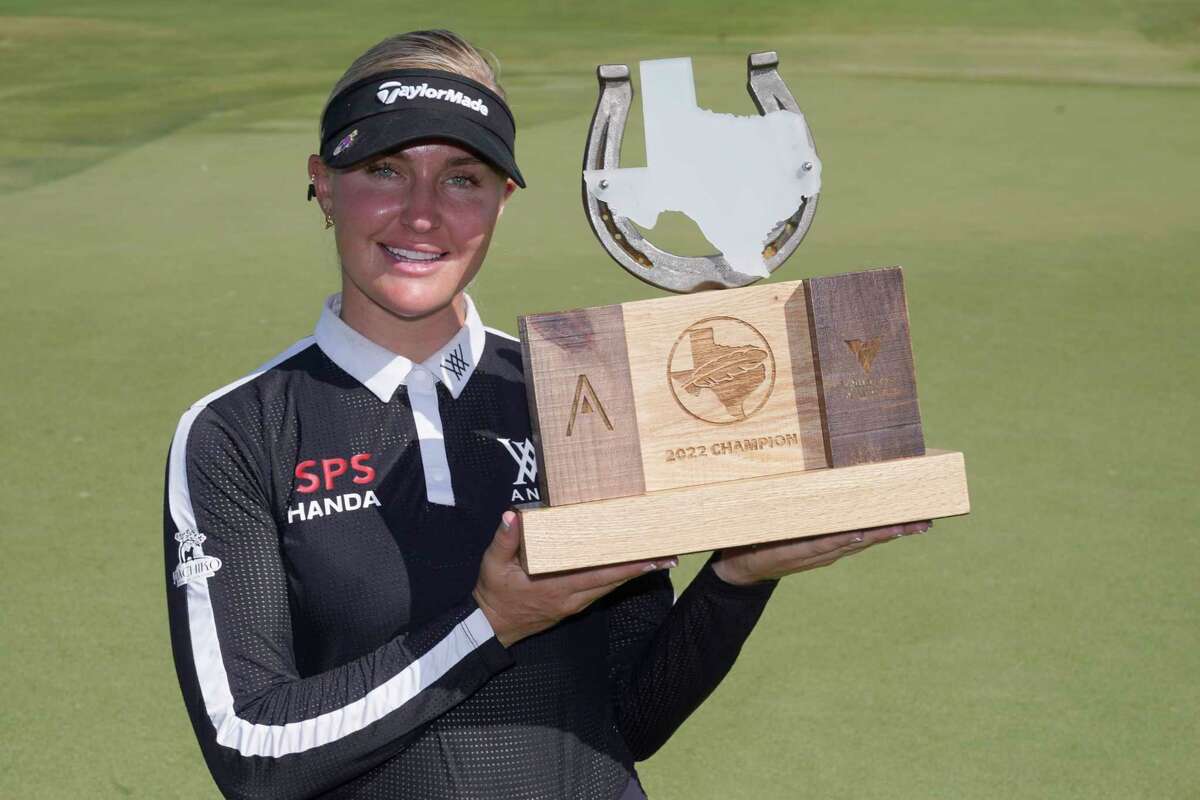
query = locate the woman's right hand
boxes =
[473,511,675,647]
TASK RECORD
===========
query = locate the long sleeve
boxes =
[164,405,513,800]
[605,558,778,760]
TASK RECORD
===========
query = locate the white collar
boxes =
[314,293,487,402]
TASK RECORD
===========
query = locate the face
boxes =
[309,142,516,331]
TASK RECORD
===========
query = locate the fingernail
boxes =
[663,558,679,569]
[852,534,864,543]
[501,510,516,530]
[643,562,658,572]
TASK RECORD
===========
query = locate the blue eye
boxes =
[368,163,397,178]
[446,174,480,187]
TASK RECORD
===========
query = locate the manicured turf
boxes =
[1,2,1198,797]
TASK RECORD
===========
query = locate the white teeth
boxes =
[383,245,441,262]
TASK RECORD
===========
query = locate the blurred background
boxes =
[1,1,1198,797]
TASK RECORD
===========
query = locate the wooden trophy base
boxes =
[518,449,968,574]
[515,267,970,574]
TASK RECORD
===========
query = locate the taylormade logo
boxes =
[376,81,490,116]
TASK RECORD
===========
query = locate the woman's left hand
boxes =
[711,521,931,586]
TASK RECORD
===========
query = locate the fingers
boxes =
[805,538,872,569]
[485,510,521,562]
[568,557,678,607]
[822,529,870,552]
[774,523,917,574]
[821,522,922,557]
[805,520,932,570]
[863,524,907,544]
[796,536,872,572]
[555,556,678,597]
[854,520,931,545]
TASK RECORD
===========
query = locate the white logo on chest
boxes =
[498,438,540,503]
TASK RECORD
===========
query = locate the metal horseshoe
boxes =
[581,52,820,293]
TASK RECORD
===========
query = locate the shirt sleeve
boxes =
[164,405,513,800]
[604,558,778,761]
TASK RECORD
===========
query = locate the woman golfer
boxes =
[164,29,925,799]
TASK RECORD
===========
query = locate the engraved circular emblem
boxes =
[667,316,776,425]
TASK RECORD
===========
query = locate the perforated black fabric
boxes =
[165,327,776,800]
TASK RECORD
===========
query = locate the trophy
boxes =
[516,53,970,573]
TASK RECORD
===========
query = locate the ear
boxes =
[307,154,334,214]
[497,178,518,216]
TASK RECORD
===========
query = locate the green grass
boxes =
[3,0,1198,192]
[2,1,1199,797]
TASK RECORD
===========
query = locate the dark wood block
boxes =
[804,267,925,466]
[519,305,645,506]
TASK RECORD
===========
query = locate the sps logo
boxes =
[498,438,539,503]
[287,453,381,524]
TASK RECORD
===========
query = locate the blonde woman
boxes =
[164,29,922,800]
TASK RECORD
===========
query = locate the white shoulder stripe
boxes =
[167,335,495,757]
[484,325,519,343]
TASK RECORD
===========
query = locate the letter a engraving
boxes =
[566,374,614,437]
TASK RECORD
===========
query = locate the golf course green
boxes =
[1,1,1197,797]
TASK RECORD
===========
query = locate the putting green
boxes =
[1,2,1197,797]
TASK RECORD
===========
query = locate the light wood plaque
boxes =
[519,450,969,574]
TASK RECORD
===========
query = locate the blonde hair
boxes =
[323,30,504,132]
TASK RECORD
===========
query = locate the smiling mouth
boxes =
[380,243,448,264]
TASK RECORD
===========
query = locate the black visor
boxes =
[320,69,525,187]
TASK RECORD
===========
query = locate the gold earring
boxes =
[324,213,333,229]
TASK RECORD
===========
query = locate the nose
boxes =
[399,176,440,233]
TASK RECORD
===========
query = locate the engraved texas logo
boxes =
[845,337,883,373]
[668,316,776,424]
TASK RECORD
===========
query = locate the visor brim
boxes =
[322,110,526,188]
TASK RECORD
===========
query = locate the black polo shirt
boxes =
[165,294,777,799]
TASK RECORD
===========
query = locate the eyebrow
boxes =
[375,153,485,167]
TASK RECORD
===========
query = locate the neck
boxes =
[338,286,467,364]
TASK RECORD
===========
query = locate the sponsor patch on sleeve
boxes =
[172,529,222,587]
